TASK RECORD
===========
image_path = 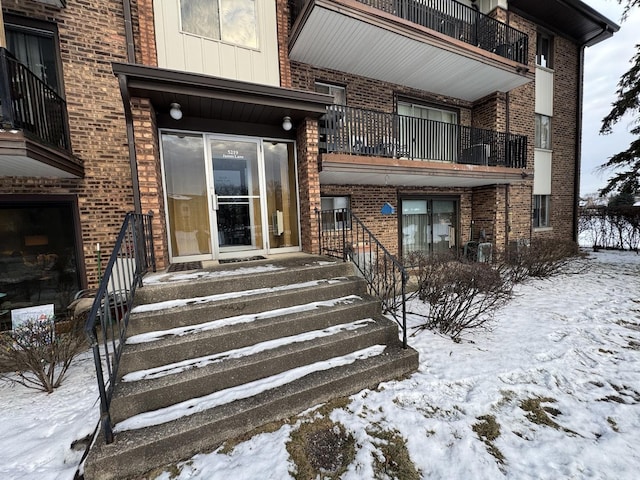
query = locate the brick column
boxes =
[136,0,158,66]
[132,98,168,269]
[276,0,292,87]
[296,117,321,254]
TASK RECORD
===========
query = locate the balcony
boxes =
[318,105,528,187]
[0,47,81,178]
[290,0,533,102]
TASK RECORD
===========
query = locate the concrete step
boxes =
[126,275,368,336]
[136,254,353,305]
[84,344,419,480]
[110,316,399,424]
[119,295,382,376]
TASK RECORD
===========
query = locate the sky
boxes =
[581,0,640,196]
[1,248,639,479]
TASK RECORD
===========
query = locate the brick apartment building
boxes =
[0,0,618,328]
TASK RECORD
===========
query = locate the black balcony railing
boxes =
[0,47,71,151]
[319,105,527,169]
[293,0,528,64]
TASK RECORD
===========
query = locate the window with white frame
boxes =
[533,195,550,228]
[314,82,346,105]
[180,0,258,49]
[535,114,552,150]
[536,32,553,69]
[320,196,350,230]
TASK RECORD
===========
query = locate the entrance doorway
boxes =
[161,132,300,263]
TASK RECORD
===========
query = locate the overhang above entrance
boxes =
[112,63,332,127]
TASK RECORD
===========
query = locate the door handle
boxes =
[211,194,219,210]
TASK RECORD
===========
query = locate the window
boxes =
[314,82,346,105]
[320,196,350,230]
[397,102,457,161]
[180,0,258,49]
[535,114,552,150]
[5,17,62,94]
[533,195,550,228]
[0,199,82,331]
[401,198,457,257]
[536,32,553,69]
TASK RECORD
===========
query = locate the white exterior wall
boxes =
[154,0,281,86]
[535,67,554,117]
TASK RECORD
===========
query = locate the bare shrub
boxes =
[408,252,513,340]
[496,238,581,283]
[0,316,86,393]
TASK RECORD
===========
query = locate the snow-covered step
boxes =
[84,344,418,480]
[135,254,352,304]
[126,275,367,336]
[111,317,399,424]
[119,295,381,376]
[83,254,419,480]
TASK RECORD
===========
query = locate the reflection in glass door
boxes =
[210,139,263,252]
[401,198,457,256]
[264,142,299,248]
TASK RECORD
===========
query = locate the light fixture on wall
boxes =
[282,116,292,131]
[169,103,183,120]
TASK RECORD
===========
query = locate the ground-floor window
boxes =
[0,198,82,330]
[533,194,550,228]
[320,196,351,230]
[401,197,457,257]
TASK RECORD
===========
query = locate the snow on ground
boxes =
[1,250,639,479]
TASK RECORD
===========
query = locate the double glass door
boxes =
[162,133,299,262]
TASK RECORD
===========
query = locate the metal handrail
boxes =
[84,212,156,444]
[293,0,528,64]
[320,105,527,168]
[317,208,408,348]
[0,47,71,151]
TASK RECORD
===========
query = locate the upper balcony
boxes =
[318,105,528,187]
[290,0,533,102]
[0,47,81,178]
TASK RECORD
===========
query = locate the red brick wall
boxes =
[296,118,321,254]
[1,0,133,287]
[132,98,167,269]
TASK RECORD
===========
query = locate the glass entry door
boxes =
[209,138,263,254]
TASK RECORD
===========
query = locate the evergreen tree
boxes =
[599,0,640,196]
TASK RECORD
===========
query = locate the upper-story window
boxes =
[535,114,552,150]
[536,32,553,69]
[5,16,62,94]
[180,0,258,49]
[315,82,346,105]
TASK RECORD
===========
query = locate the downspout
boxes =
[123,0,136,63]
[118,73,142,214]
[121,0,140,212]
[573,46,585,243]
[574,25,608,242]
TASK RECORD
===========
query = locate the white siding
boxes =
[533,149,552,195]
[535,67,554,117]
[154,0,281,86]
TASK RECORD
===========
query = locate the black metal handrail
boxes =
[320,105,527,168]
[293,0,528,64]
[85,212,156,444]
[317,208,408,348]
[0,47,71,151]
